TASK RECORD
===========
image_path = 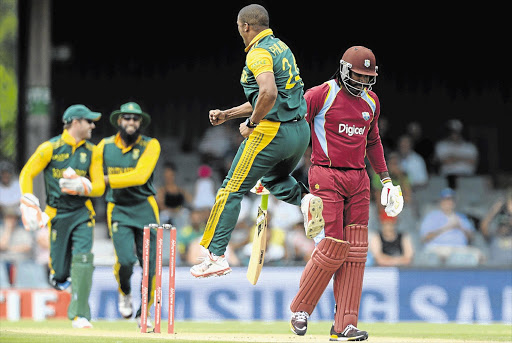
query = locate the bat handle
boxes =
[261,194,269,211]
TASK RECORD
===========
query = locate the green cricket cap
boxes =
[110,102,151,129]
[62,104,101,123]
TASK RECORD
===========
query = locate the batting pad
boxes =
[333,224,368,333]
[290,237,350,315]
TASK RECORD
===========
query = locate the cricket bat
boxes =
[247,182,270,285]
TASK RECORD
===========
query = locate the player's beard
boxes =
[120,126,140,146]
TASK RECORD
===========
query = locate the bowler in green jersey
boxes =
[191,4,325,278]
[96,102,161,328]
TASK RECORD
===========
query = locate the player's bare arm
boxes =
[209,102,253,126]
[240,71,277,138]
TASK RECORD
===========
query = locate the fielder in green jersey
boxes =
[191,4,324,278]
[95,102,161,329]
[19,104,104,329]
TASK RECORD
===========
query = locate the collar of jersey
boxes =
[114,132,141,153]
[62,129,86,150]
[244,28,273,52]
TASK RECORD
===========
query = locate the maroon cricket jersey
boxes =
[305,79,388,174]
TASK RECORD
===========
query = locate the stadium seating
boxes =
[445,249,481,267]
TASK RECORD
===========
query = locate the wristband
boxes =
[245,117,258,128]
[380,177,392,186]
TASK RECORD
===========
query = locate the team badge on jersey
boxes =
[132,149,140,160]
[80,152,87,164]
[362,112,370,121]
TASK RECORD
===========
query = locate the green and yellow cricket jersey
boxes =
[19,129,105,215]
[96,133,159,204]
[240,28,307,122]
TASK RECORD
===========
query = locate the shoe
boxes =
[190,251,232,278]
[301,193,325,239]
[329,324,368,341]
[49,274,71,291]
[72,316,93,329]
[118,293,133,319]
[136,314,153,329]
[290,311,309,336]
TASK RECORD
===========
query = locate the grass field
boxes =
[1,320,511,343]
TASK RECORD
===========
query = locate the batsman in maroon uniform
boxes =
[289,46,404,341]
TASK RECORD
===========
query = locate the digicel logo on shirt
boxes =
[339,123,366,136]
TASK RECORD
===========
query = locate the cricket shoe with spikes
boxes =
[301,193,325,239]
[290,311,309,336]
[330,324,368,341]
[190,251,232,278]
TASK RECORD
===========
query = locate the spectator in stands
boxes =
[0,221,34,264]
[397,135,428,190]
[419,188,481,263]
[406,121,435,172]
[192,164,216,222]
[178,208,206,265]
[378,116,395,154]
[197,121,239,177]
[156,161,193,228]
[0,161,34,283]
[0,161,21,238]
[397,134,428,218]
[287,220,315,263]
[480,188,512,266]
[433,119,478,189]
[369,209,414,267]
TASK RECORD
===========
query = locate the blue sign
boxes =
[88,266,512,323]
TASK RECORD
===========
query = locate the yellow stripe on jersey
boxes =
[200,121,280,248]
[147,195,160,224]
[107,202,115,233]
[246,47,274,78]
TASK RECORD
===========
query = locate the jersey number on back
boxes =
[282,55,303,89]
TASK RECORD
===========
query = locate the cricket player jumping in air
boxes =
[190,4,325,278]
[19,104,105,329]
[95,102,161,329]
[289,46,404,341]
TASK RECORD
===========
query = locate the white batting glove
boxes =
[380,178,404,217]
[59,167,92,196]
[20,193,50,231]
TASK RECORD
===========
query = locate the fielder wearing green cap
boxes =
[96,101,161,329]
[19,104,106,329]
[109,102,151,129]
[62,104,102,124]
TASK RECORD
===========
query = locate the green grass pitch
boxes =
[0,320,511,342]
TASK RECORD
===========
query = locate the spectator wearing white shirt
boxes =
[398,134,428,189]
[434,119,478,189]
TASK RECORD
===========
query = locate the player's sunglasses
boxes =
[121,114,141,121]
[82,119,94,124]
